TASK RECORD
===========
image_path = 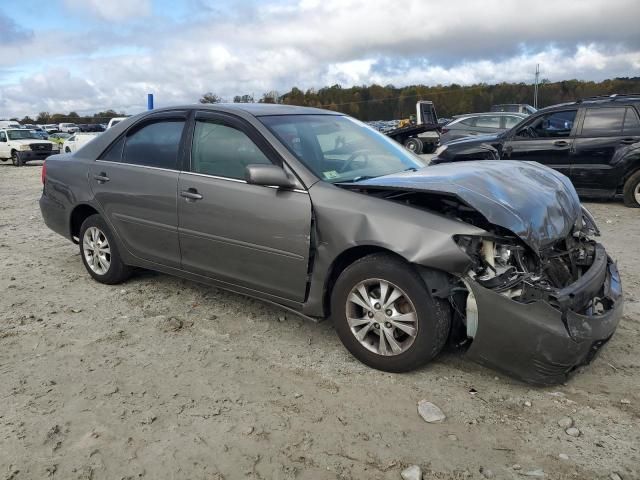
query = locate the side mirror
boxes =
[245,164,297,189]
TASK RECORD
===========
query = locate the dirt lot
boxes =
[1,161,638,480]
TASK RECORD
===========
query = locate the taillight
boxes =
[41,160,46,185]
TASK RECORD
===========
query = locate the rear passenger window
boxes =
[122,121,184,169]
[459,118,476,126]
[581,108,625,136]
[191,120,271,179]
[623,108,640,135]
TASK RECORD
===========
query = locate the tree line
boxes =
[203,77,640,120]
[9,77,639,125]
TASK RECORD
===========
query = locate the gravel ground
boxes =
[1,161,639,480]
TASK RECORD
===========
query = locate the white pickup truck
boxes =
[0,128,60,166]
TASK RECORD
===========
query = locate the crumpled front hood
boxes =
[355,160,582,252]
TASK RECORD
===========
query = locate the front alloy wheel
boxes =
[332,253,451,372]
[346,279,418,356]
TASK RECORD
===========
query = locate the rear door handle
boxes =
[620,138,637,145]
[553,140,570,147]
[93,172,110,183]
[180,188,203,201]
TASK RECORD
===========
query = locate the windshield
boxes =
[7,129,38,140]
[260,115,424,183]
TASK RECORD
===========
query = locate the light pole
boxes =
[534,64,540,109]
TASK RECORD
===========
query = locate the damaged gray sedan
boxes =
[39,104,623,385]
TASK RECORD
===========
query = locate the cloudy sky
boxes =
[1,0,639,117]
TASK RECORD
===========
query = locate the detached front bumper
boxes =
[464,254,623,385]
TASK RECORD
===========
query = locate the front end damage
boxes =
[348,161,624,384]
[455,230,623,384]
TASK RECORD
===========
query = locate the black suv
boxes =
[432,94,640,207]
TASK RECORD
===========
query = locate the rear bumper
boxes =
[464,255,623,385]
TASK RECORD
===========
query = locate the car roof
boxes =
[452,111,527,119]
[539,94,640,113]
[148,103,342,117]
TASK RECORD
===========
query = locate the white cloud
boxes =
[62,0,152,22]
[1,0,639,117]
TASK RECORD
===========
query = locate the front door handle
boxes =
[180,188,203,202]
[620,138,637,145]
[553,140,569,147]
[93,172,110,183]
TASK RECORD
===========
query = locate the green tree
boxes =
[199,92,222,104]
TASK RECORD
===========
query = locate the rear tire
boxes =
[331,253,450,373]
[623,170,640,208]
[404,137,424,154]
[79,214,132,284]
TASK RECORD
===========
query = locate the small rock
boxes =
[71,308,83,313]
[559,453,569,460]
[512,464,522,471]
[141,412,157,425]
[159,316,183,332]
[448,434,458,441]
[565,427,580,437]
[620,399,630,405]
[610,473,623,480]
[243,426,254,435]
[557,416,573,428]
[524,400,532,407]
[479,466,495,478]
[417,400,445,423]
[400,465,422,480]
[524,469,545,477]
[294,393,302,398]
[277,316,285,322]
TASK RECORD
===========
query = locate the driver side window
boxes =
[517,110,577,139]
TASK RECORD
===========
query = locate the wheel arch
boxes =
[321,245,414,318]
[69,203,100,243]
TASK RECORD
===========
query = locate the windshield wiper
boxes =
[336,175,379,184]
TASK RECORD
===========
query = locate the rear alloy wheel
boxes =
[331,253,451,372]
[623,170,640,208]
[79,214,131,284]
[404,137,424,154]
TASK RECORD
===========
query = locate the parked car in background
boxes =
[39,103,622,384]
[43,124,59,133]
[0,120,22,129]
[491,104,537,115]
[0,128,59,166]
[31,130,50,140]
[107,117,127,129]
[48,132,72,148]
[62,132,100,153]
[439,112,527,144]
[433,94,640,207]
[59,123,80,133]
[78,123,106,132]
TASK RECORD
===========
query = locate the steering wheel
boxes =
[338,151,370,173]
[524,125,538,138]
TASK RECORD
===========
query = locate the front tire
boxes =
[79,214,131,284]
[623,170,640,208]
[11,151,23,167]
[331,253,450,372]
